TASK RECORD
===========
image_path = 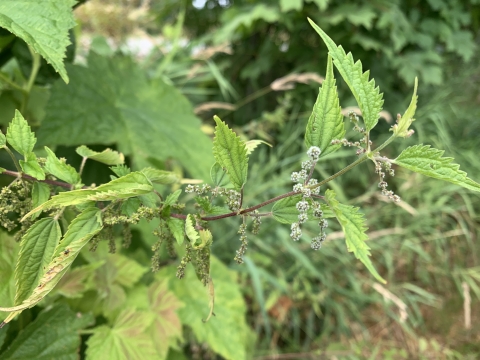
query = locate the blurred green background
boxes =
[1,0,480,358]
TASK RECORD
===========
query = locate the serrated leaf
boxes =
[0,209,102,318]
[392,145,480,191]
[31,182,50,220]
[111,254,148,289]
[305,55,345,156]
[121,197,141,216]
[5,110,36,157]
[245,140,272,155]
[0,305,93,359]
[166,218,184,245]
[272,195,334,224]
[0,233,18,322]
[325,190,386,283]
[14,218,61,306]
[0,1,76,83]
[0,129,5,146]
[185,214,199,244]
[38,53,214,180]
[212,116,248,190]
[76,145,125,165]
[140,167,179,184]
[164,189,182,206]
[19,152,45,180]
[210,162,231,188]
[44,146,80,184]
[392,77,418,138]
[23,172,153,219]
[308,19,384,132]
[85,308,157,360]
[160,256,251,360]
[110,164,131,177]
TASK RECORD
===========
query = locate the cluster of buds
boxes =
[234,223,248,264]
[186,184,241,212]
[185,184,212,195]
[289,146,328,249]
[375,158,400,202]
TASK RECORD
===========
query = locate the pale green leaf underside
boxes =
[23,172,153,219]
[0,209,103,315]
[393,144,480,191]
[392,77,418,138]
[212,116,248,190]
[245,140,272,155]
[185,214,199,243]
[14,218,61,305]
[76,145,125,165]
[210,162,232,188]
[5,110,35,157]
[0,0,76,83]
[19,152,45,180]
[140,167,179,184]
[44,146,80,184]
[325,190,386,284]
[308,19,384,132]
[272,195,334,224]
[305,55,345,156]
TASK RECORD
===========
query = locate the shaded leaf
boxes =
[164,189,182,206]
[0,232,18,322]
[308,19,384,132]
[76,145,124,165]
[185,214,199,244]
[212,116,248,190]
[31,182,50,220]
[393,145,480,192]
[305,55,345,157]
[0,129,5,146]
[325,190,386,283]
[245,140,272,155]
[166,218,184,245]
[392,77,418,138]
[210,162,231,188]
[5,110,35,157]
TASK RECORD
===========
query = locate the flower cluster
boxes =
[234,223,248,264]
[375,158,400,202]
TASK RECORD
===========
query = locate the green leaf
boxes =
[0,1,76,83]
[5,110,36,157]
[210,162,232,188]
[185,214,199,244]
[0,232,18,322]
[86,308,157,360]
[308,19,384,132]
[212,116,248,190]
[272,195,334,224]
[44,146,80,184]
[140,167,179,184]
[392,77,418,138]
[110,164,131,178]
[110,254,148,289]
[0,304,93,359]
[325,190,386,284]
[245,140,272,155]
[280,0,303,12]
[38,53,214,180]
[0,129,5,146]
[23,172,153,219]
[31,182,50,220]
[14,218,61,306]
[121,197,141,216]
[166,218,184,245]
[76,145,125,165]
[305,55,345,156]
[19,152,45,180]
[392,145,480,192]
[164,189,182,206]
[161,256,251,360]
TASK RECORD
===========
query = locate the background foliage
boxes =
[1,0,480,358]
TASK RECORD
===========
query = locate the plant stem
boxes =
[21,47,41,114]
[0,72,26,92]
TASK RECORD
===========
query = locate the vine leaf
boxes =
[19,152,45,180]
[85,308,157,359]
[391,77,418,138]
[212,116,248,190]
[272,195,334,224]
[305,55,345,157]
[0,208,103,322]
[140,168,179,185]
[325,190,386,284]
[308,18,384,132]
[5,110,36,157]
[23,172,154,220]
[31,182,50,220]
[76,145,125,165]
[44,146,80,185]
[0,0,76,83]
[392,145,480,191]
